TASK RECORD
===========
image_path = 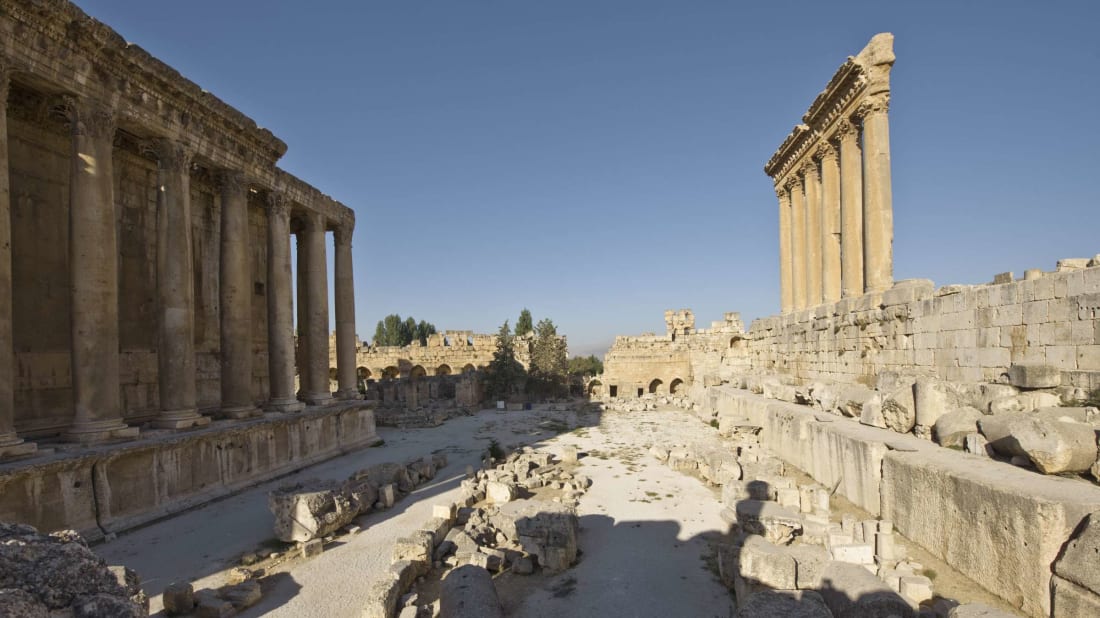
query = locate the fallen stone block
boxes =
[560,445,578,464]
[988,391,1061,415]
[269,480,361,543]
[1053,511,1100,594]
[486,481,516,504]
[933,407,984,449]
[947,602,1020,617]
[0,589,48,618]
[162,582,195,616]
[818,561,914,618]
[220,580,261,610]
[380,484,396,508]
[392,532,434,576]
[722,479,777,505]
[830,543,874,565]
[881,379,917,434]
[1007,363,1061,389]
[194,589,234,618]
[300,539,323,558]
[361,573,401,618]
[788,544,829,590]
[734,500,803,545]
[899,574,933,605]
[1051,575,1100,617]
[979,414,1098,473]
[488,500,578,572]
[859,395,887,429]
[420,517,451,548]
[736,535,797,591]
[511,555,534,575]
[439,565,503,618]
[736,589,831,618]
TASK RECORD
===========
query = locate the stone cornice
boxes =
[1,0,287,166]
[764,33,894,181]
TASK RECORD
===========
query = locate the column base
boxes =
[63,419,140,444]
[0,433,38,459]
[334,388,362,401]
[152,408,211,430]
[266,398,305,413]
[301,391,335,406]
[220,405,261,420]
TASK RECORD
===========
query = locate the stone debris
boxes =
[268,453,448,542]
[0,523,148,617]
[439,565,503,618]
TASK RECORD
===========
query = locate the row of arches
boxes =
[585,377,686,397]
[351,363,479,381]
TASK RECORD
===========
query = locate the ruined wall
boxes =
[745,262,1100,391]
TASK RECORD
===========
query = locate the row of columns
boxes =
[775,97,893,313]
[0,76,360,453]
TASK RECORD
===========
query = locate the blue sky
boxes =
[80,1,1100,356]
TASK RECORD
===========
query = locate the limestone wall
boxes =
[746,262,1100,390]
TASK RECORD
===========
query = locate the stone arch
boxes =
[587,380,603,397]
[382,366,399,380]
[436,364,452,376]
[669,378,685,394]
[462,363,477,374]
[648,378,664,394]
[357,366,371,380]
[408,365,427,380]
[729,336,745,350]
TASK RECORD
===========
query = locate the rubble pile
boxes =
[0,523,148,617]
[603,393,697,413]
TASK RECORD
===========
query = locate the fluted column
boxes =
[803,160,823,307]
[218,171,257,418]
[333,220,359,400]
[838,119,864,298]
[788,176,807,311]
[0,68,35,457]
[64,98,137,443]
[776,186,793,314]
[266,193,304,412]
[150,139,207,429]
[295,232,310,400]
[859,95,894,292]
[301,212,333,405]
[819,144,842,304]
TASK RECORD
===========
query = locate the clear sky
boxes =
[78,0,1100,356]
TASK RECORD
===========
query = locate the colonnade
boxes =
[772,104,893,314]
[0,70,361,453]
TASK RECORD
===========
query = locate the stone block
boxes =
[433,503,456,522]
[485,481,516,504]
[947,603,1020,617]
[268,480,360,543]
[788,544,829,590]
[560,445,578,464]
[933,407,984,449]
[1053,511,1100,594]
[392,532,434,575]
[737,535,797,589]
[734,500,803,545]
[162,582,195,616]
[380,484,396,508]
[300,539,323,558]
[439,565,503,618]
[1008,363,1062,389]
[420,517,451,548]
[1051,575,1100,617]
[736,589,831,618]
[818,561,914,618]
[899,574,933,605]
[988,391,1061,415]
[830,542,874,565]
[220,581,261,610]
[361,573,401,618]
[776,487,801,509]
[194,589,234,618]
[979,414,1098,474]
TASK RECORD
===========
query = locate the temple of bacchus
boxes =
[0,0,378,537]
[602,34,1100,616]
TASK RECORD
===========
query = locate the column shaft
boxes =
[218,171,257,417]
[0,70,35,456]
[266,195,303,412]
[65,99,136,442]
[152,140,207,429]
[819,146,842,304]
[302,213,333,405]
[789,177,807,311]
[860,98,894,292]
[838,120,864,297]
[803,161,823,307]
[333,223,359,399]
[295,232,310,399]
[776,188,793,314]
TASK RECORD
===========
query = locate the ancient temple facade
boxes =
[0,0,362,456]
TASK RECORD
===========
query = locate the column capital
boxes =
[266,191,290,218]
[62,96,116,140]
[774,184,789,202]
[836,118,860,141]
[855,93,890,118]
[300,210,326,232]
[142,138,193,173]
[217,169,248,196]
[783,175,801,191]
[333,221,354,247]
[801,158,819,179]
[815,142,838,162]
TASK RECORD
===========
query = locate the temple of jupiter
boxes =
[767,33,895,313]
[0,0,379,540]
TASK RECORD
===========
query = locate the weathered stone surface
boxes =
[988,391,1061,415]
[1052,575,1100,617]
[269,480,360,543]
[736,535,797,591]
[439,565,503,618]
[0,589,48,618]
[914,377,963,438]
[1007,363,1061,389]
[818,561,914,618]
[0,523,146,617]
[946,602,1020,617]
[1053,511,1100,594]
[392,532,434,576]
[722,478,777,504]
[979,414,1098,473]
[933,407,984,449]
[194,589,233,618]
[488,500,578,572]
[736,590,831,618]
[734,500,803,545]
[161,582,194,616]
[361,573,401,618]
[788,544,829,590]
[859,395,887,429]
[220,581,261,610]
[881,380,917,433]
[485,481,516,504]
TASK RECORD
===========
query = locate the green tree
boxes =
[568,355,604,377]
[515,308,534,337]
[528,318,568,397]
[372,314,437,346]
[484,320,526,400]
[415,320,437,345]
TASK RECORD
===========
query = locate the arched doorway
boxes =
[435,364,452,376]
[382,366,399,380]
[669,378,685,394]
[462,363,477,374]
[588,380,603,397]
[648,378,664,394]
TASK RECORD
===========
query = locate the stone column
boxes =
[0,69,35,457]
[295,232,310,399]
[150,139,208,429]
[64,98,137,443]
[301,212,333,405]
[266,193,304,412]
[776,186,793,314]
[333,220,360,400]
[218,171,257,418]
[818,144,842,304]
[802,160,823,307]
[788,175,806,311]
[838,119,864,298]
[859,96,894,292]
